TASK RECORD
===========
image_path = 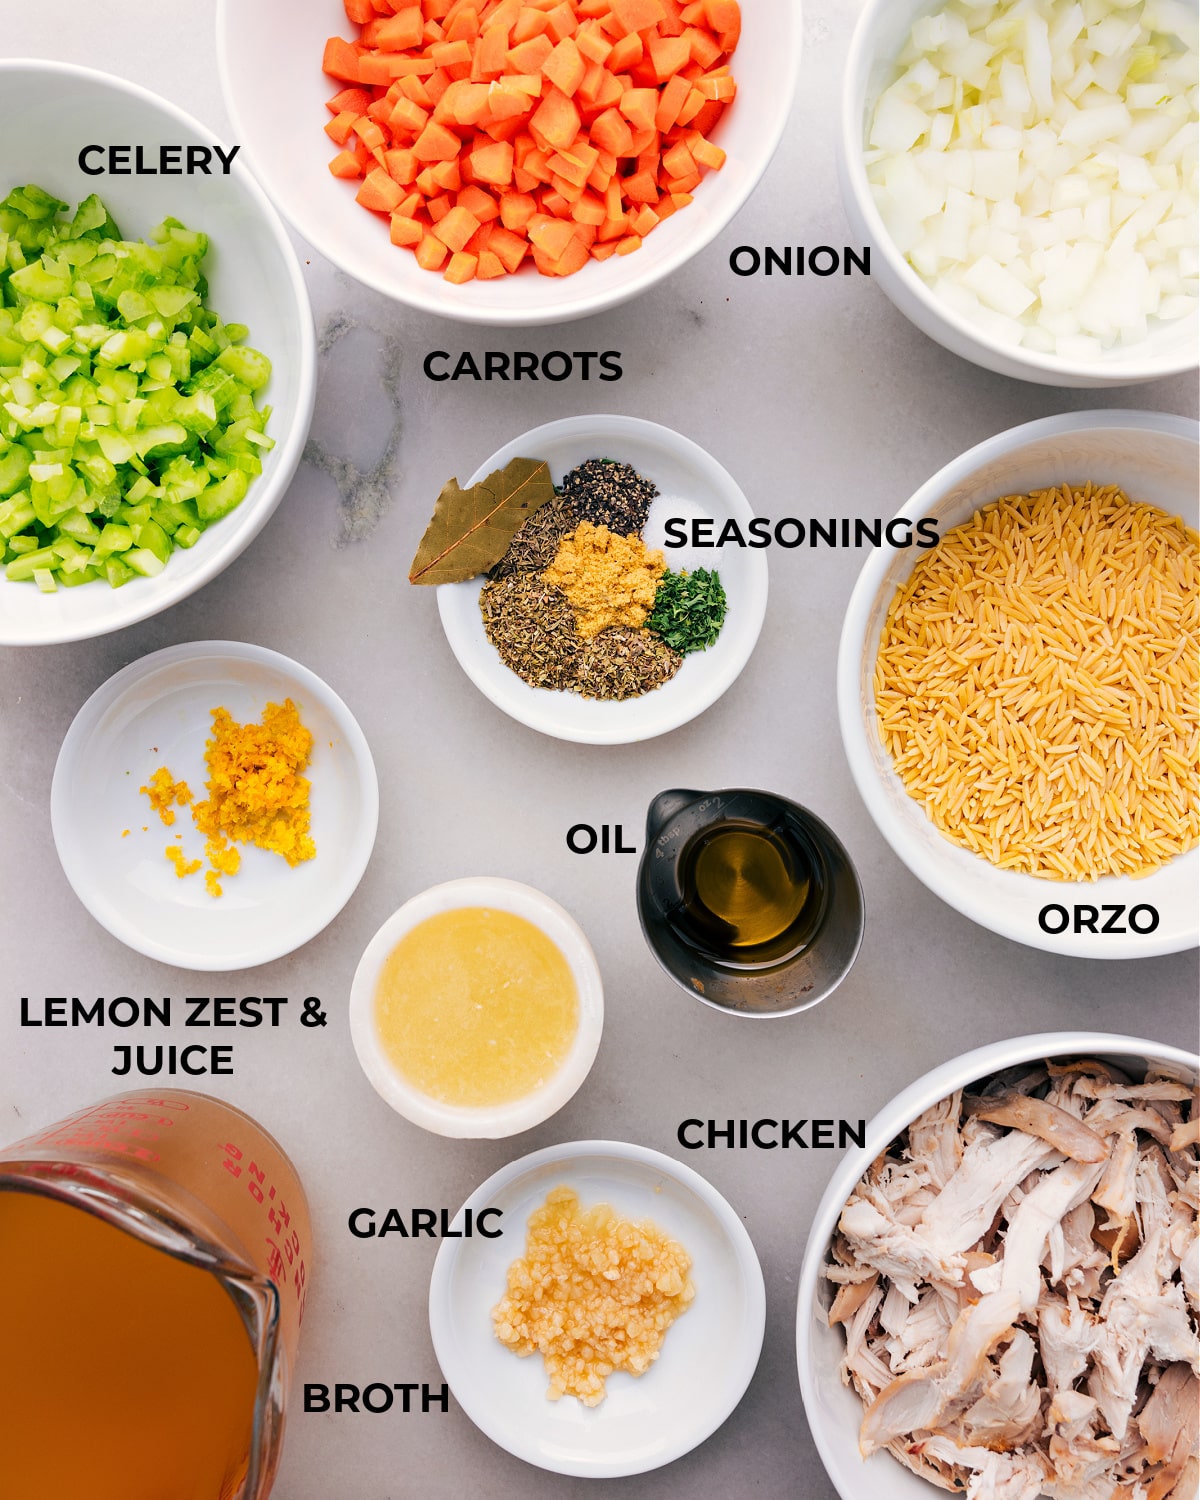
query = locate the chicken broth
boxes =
[0,1189,259,1499]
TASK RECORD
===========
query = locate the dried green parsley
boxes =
[646,568,727,654]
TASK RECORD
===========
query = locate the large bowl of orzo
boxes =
[838,411,1199,959]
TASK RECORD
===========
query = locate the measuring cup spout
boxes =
[645,789,705,843]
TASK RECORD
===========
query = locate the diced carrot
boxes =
[705,0,739,48]
[432,204,483,250]
[458,184,502,219]
[507,34,554,72]
[325,111,358,145]
[416,233,450,269]
[443,250,479,281]
[542,36,585,97]
[376,6,424,47]
[610,0,665,34]
[622,169,658,203]
[499,190,537,229]
[661,139,695,179]
[677,87,707,125]
[475,22,510,74]
[329,150,364,178]
[385,147,420,182]
[327,86,373,115]
[619,87,657,133]
[357,167,405,211]
[551,234,590,275]
[487,82,533,119]
[575,20,612,65]
[529,86,580,150]
[471,140,515,184]
[683,25,722,69]
[431,39,473,67]
[570,190,607,225]
[446,6,482,42]
[651,71,690,132]
[607,32,642,70]
[511,6,550,45]
[431,157,463,191]
[389,96,430,133]
[324,0,736,281]
[689,132,725,170]
[526,214,575,259]
[323,37,363,82]
[390,213,425,245]
[544,1,578,43]
[413,119,463,160]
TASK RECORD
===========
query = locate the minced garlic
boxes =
[543,522,665,639]
[492,1186,694,1407]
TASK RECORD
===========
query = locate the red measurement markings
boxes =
[221,1142,309,1323]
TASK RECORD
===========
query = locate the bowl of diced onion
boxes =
[0,60,315,646]
[838,0,1199,387]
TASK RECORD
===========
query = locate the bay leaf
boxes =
[408,457,556,585]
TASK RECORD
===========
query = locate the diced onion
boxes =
[866,0,1199,358]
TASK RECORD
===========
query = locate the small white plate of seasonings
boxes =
[436,415,769,744]
[428,1139,766,1478]
[51,640,379,970]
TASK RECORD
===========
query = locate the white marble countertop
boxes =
[2,5,1197,1498]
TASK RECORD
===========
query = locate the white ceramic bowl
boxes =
[216,0,800,325]
[51,641,378,969]
[0,60,315,646]
[349,878,604,1138]
[838,0,1199,387]
[437,415,768,744]
[796,1031,1200,1500]
[838,410,1200,959]
[430,1139,766,1476]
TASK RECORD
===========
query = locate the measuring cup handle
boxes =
[644,789,705,843]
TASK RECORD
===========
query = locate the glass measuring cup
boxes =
[0,1089,311,1500]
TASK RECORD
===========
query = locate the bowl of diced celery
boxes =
[0,60,315,645]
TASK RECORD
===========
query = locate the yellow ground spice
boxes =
[139,767,193,827]
[543,522,666,639]
[492,1186,694,1407]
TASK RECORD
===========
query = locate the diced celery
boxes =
[0,185,270,590]
[125,547,166,578]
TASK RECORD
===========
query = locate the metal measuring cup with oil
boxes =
[637,788,865,1016]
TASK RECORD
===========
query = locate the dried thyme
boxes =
[573,628,683,700]
[489,492,579,579]
[560,459,658,535]
[479,575,579,690]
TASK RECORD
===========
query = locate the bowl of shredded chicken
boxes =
[797,1032,1198,1500]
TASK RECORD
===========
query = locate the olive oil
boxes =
[679,822,823,958]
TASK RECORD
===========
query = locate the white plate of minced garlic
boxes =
[428,1139,765,1477]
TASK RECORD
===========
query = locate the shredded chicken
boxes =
[826,1058,1199,1499]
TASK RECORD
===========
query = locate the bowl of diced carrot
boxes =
[216,0,801,324]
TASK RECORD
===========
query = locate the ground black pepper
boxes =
[560,459,658,535]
